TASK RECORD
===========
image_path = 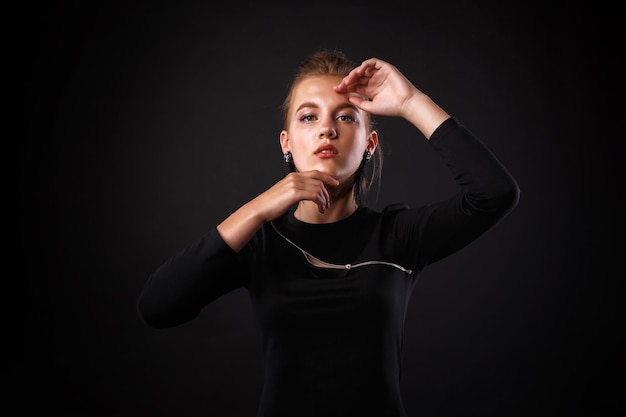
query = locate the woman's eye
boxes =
[337,114,356,122]
[299,114,316,122]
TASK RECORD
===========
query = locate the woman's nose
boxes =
[318,126,337,139]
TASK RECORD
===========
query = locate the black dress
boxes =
[137,117,520,416]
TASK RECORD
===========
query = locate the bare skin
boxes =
[334,57,450,135]
[217,57,450,252]
[279,75,378,224]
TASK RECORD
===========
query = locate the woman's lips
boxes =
[315,145,338,158]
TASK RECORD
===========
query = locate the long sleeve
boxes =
[393,117,520,268]
[136,227,247,328]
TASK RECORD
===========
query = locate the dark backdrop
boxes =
[18,1,623,416]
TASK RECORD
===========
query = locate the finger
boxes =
[362,58,383,71]
[320,185,330,211]
[321,174,340,188]
[362,63,381,78]
[348,96,373,112]
[335,64,369,91]
[359,75,372,85]
[303,170,340,187]
[304,173,339,209]
[317,200,328,214]
[293,174,332,205]
[341,73,376,95]
[301,181,330,210]
[334,75,359,92]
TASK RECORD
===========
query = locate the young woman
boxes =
[137,50,520,417]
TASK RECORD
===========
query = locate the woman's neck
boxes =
[294,190,357,224]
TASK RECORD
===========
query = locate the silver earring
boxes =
[364,151,372,162]
[283,151,292,163]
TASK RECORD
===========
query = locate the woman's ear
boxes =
[367,130,379,154]
[280,130,289,153]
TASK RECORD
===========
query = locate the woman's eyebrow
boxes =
[295,102,360,113]
[295,102,318,112]
[336,103,360,112]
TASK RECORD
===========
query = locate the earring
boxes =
[283,151,292,163]
[364,151,372,162]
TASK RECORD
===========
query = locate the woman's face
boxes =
[280,75,377,183]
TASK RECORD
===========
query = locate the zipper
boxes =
[271,223,413,275]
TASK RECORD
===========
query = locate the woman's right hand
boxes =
[253,170,340,222]
[217,170,339,251]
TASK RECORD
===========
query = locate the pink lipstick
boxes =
[315,144,338,158]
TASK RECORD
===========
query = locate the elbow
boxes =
[487,171,521,213]
[499,180,521,213]
[136,295,178,329]
[465,179,520,216]
[508,177,521,210]
[136,297,166,329]
[488,181,520,216]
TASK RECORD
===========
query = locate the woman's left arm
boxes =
[336,57,520,265]
[334,57,450,139]
[397,117,520,267]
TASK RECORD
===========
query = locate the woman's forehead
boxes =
[291,76,350,107]
[293,75,342,94]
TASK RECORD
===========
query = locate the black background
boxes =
[19,1,623,416]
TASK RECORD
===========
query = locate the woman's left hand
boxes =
[334,57,451,139]
[333,58,418,118]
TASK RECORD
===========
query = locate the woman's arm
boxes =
[136,228,244,328]
[217,170,339,252]
[396,117,520,268]
[336,57,519,267]
[138,170,341,327]
[334,57,450,139]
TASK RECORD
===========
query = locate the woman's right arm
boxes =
[217,170,339,252]
[137,170,338,327]
[137,227,244,328]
